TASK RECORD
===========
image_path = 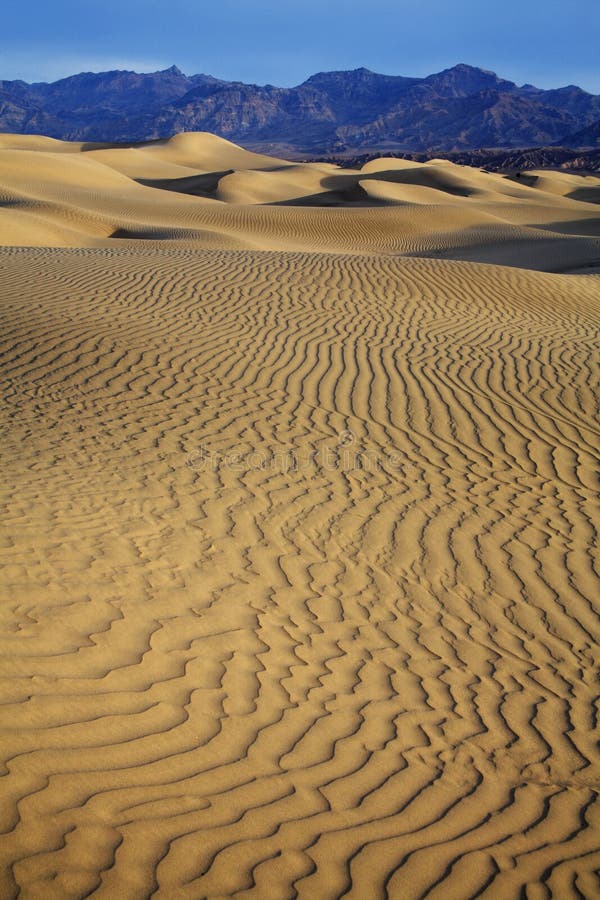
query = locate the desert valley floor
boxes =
[0,133,599,898]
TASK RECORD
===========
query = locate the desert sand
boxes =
[0,132,599,898]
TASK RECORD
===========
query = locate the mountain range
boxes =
[1,63,600,155]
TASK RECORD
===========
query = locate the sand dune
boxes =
[0,133,599,898]
[0,132,599,268]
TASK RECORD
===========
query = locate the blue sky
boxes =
[2,0,599,93]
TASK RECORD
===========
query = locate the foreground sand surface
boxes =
[0,133,599,897]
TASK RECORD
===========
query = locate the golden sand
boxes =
[0,133,599,898]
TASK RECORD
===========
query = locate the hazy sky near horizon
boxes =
[2,0,599,93]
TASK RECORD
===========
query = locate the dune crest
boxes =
[0,134,599,897]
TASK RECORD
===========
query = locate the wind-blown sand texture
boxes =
[0,133,599,898]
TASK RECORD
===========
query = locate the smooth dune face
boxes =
[0,133,599,898]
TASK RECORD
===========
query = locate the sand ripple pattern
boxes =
[0,246,599,898]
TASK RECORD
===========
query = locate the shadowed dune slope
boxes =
[0,134,599,897]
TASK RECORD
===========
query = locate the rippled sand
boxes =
[0,133,599,898]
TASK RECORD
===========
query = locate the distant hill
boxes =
[1,63,600,154]
[327,146,600,174]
